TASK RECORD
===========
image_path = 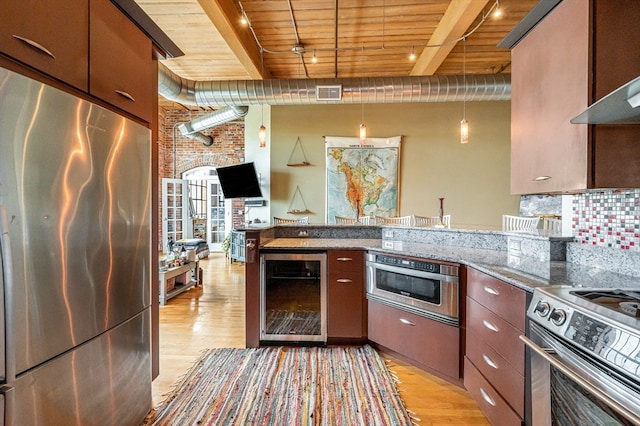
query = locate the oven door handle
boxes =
[520,335,640,425]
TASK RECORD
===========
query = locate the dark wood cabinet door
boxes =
[466,297,525,376]
[327,250,365,339]
[0,0,89,91]
[368,300,460,380]
[467,267,526,331]
[464,358,522,426]
[466,333,524,416]
[89,0,154,122]
[510,0,640,193]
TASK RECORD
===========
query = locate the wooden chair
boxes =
[376,215,412,226]
[543,217,562,236]
[502,215,540,233]
[414,214,451,228]
[273,216,309,225]
[334,215,357,225]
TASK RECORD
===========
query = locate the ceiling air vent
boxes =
[316,85,342,101]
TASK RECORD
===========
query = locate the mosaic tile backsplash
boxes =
[573,189,640,251]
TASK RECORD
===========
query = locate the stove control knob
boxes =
[534,301,551,317]
[549,309,567,326]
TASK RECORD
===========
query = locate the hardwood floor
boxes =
[153,253,490,425]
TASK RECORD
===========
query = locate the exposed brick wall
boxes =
[157,108,247,246]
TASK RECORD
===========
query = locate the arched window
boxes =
[182,167,227,251]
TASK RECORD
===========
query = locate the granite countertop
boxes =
[260,238,640,292]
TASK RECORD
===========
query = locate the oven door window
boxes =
[550,368,635,426]
[375,268,440,304]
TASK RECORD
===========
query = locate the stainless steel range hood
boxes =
[571,76,640,124]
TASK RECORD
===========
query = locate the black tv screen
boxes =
[216,162,263,199]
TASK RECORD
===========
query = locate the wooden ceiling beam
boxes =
[410,0,490,76]
[197,0,269,79]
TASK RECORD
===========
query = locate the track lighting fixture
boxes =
[493,0,502,18]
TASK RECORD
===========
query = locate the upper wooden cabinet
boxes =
[0,0,89,91]
[509,0,640,194]
[90,0,155,123]
[0,0,156,123]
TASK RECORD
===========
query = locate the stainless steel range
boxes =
[522,287,640,425]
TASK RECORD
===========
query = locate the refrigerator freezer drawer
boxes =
[7,309,151,426]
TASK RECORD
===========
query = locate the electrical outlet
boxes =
[382,240,394,249]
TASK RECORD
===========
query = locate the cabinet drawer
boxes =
[328,250,363,276]
[466,333,524,416]
[467,298,524,375]
[89,0,154,122]
[0,0,89,91]
[368,300,459,380]
[467,268,526,331]
[464,357,522,426]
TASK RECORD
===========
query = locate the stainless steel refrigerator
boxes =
[0,66,152,425]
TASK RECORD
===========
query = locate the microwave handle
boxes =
[520,335,640,425]
[365,262,374,293]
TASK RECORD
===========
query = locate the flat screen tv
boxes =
[216,162,263,199]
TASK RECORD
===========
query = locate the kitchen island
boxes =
[248,224,640,425]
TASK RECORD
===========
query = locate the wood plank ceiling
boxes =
[134,0,539,109]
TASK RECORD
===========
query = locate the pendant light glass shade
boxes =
[460,119,469,144]
[359,123,367,144]
[258,124,266,147]
[460,37,469,144]
[259,104,267,148]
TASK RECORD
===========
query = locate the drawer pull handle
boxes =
[399,318,415,326]
[115,90,136,102]
[12,35,55,59]
[336,279,352,283]
[483,286,500,296]
[479,388,496,407]
[482,320,499,333]
[482,353,499,369]
[336,257,353,262]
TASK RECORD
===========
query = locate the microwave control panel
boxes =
[374,254,440,274]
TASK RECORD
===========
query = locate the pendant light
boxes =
[359,93,367,145]
[460,36,469,144]
[258,105,267,148]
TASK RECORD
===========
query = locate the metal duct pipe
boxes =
[158,62,510,107]
[177,105,248,146]
[181,131,214,146]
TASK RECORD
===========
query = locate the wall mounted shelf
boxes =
[287,137,310,166]
[287,186,311,214]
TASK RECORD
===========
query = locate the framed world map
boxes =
[325,136,401,223]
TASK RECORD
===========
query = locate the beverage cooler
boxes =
[259,252,327,343]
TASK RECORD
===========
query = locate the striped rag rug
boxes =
[145,345,412,425]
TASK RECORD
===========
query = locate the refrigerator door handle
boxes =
[0,206,16,383]
[1,385,14,426]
